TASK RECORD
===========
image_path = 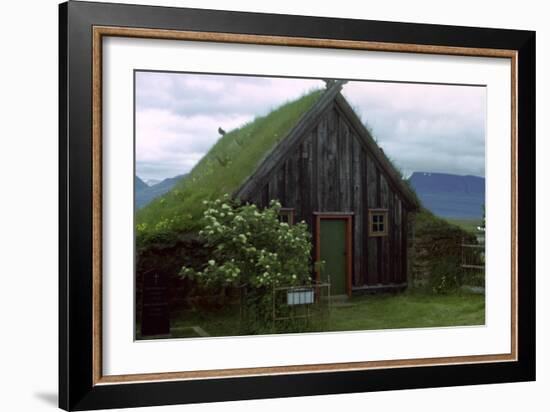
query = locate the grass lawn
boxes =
[328,292,484,332]
[169,305,241,338]
[159,291,485,339]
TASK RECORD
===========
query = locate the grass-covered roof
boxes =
[137,89,324,243]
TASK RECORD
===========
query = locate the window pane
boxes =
[370,211,388,234]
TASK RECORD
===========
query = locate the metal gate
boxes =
[272,281,331,332]
[461,236,485,287]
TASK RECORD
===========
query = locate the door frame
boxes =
[314,212,353,297]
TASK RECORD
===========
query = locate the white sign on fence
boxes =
[287,288,315,305]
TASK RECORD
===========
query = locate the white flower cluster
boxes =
[181,195,313,290]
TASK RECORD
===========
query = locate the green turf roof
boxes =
[136,88,324,241]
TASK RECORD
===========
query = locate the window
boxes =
[279,208,295,225]
[368,209,388,237]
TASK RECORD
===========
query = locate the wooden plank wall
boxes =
[246,103,408,287]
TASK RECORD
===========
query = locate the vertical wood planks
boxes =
[366,155,378,284]
[380,173,390,284]
[395,196,402,283]
[351,128,364,285]
[244,100,412,289]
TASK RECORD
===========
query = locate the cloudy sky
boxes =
[135,71,486,182]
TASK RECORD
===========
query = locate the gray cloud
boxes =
[342,81,486,177]
[135,72,320,180]
[136,72,321,118]
[136,72,486,181]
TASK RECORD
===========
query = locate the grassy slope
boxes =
[137,89,323,241]
[414,208,476,239]
[150,292,485,339]
[444,218,481,234]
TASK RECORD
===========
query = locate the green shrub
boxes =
[413,209,482,294]
[427,257,463,294]
[180,196,316,334]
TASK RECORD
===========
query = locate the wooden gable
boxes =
[234,82,419,211]
[235,82,418,289]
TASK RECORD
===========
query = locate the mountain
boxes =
[408,172,485,219]
[135,174,187,209]
[145,178,161,186]
[135,176,149,191]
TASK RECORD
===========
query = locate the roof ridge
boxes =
[234,83,343,199]
[236,82,419,209]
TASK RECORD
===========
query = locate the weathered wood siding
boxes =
[245,102,409,288]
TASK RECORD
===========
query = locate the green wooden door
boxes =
[319,219,347,295]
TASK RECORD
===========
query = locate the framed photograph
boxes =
[59,1,535,410]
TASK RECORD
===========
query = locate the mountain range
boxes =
[136,171,485,219]
[408,172,485,219]
[135,175,187,209]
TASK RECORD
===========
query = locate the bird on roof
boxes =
[218,127,226,136]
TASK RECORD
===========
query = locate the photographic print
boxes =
[134,72,486,340]
[60,3,535,408]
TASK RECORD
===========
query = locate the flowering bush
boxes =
[180,195,312,288]
[180,195,315,333]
